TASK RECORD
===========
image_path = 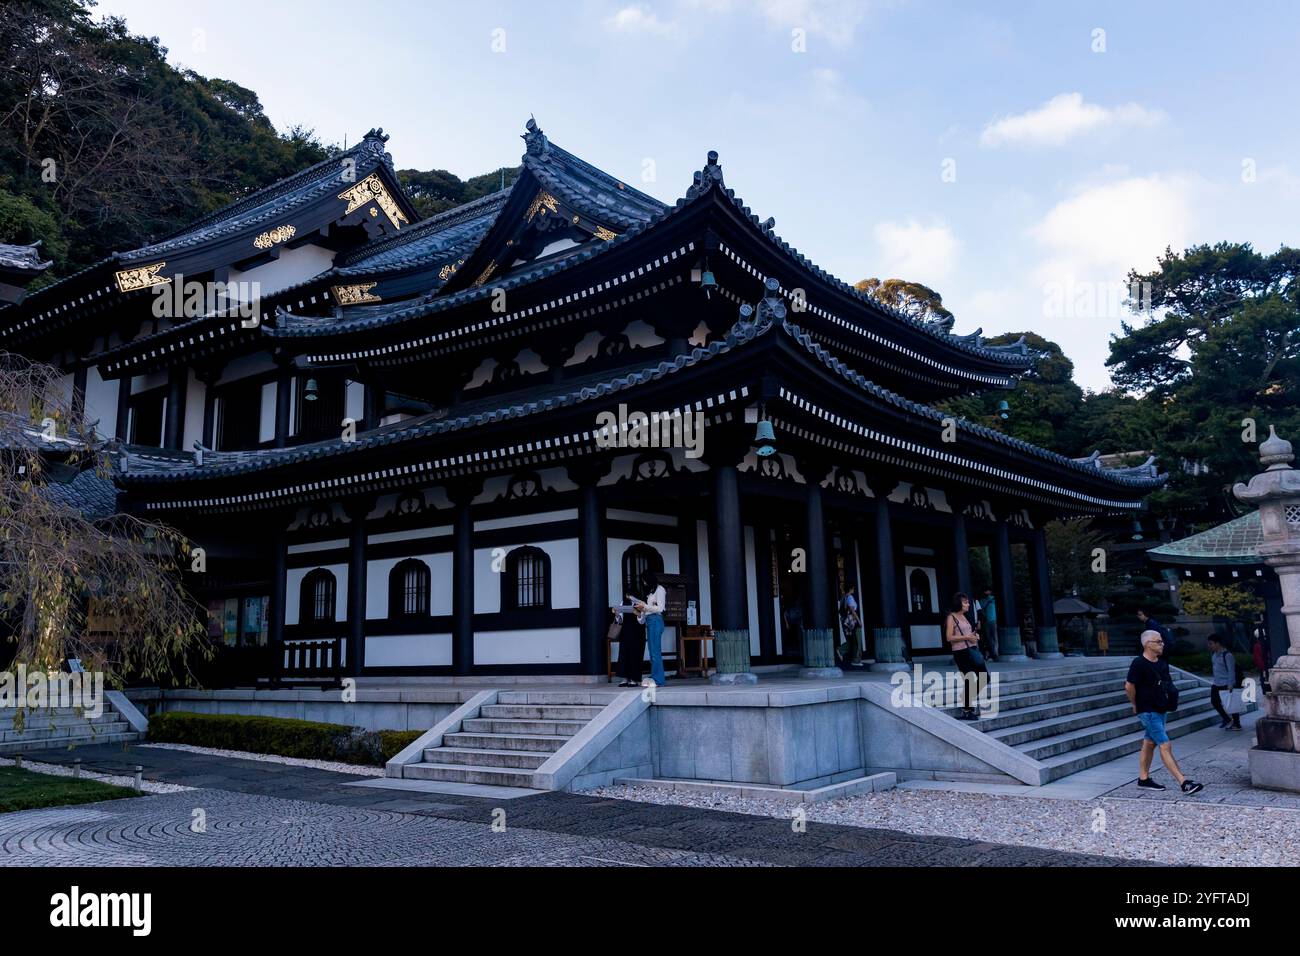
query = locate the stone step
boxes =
[0,731,144,754]
[981,668,1131,696]
[461,717,587,736]
[423,746,549,770]
[479,704,604,721]
[496,691,620,706]
[1017,700,1217,760]
[1,719,132,743]
[443,731,569,753]
[970,676,1200,716]
[0,712,128,732]
[988,691,1213,747]
[967,685,1210,733]
[403,762,538,788]
[1039,711,1226,783]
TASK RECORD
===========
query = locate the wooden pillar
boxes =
[345,498,371,678]
[569,462,609,677]
[868,476,907,670]
[1030,524,1062,657]
[449,480,481,676]
[712,463,746,630]
[275,366,292,449]
[115,374,132,442]
[994,516,1027,660]
[753,523,778,663]
[163,366,186,450]
[363,383,382,431]
[268,517,289,686]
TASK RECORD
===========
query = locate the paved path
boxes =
[0,744,1141,867]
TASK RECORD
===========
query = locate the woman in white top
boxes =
[632,570,668,686]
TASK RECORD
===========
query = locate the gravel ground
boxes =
[587,782,1299,866]
[138,742,384,776]
[0,755,191,794]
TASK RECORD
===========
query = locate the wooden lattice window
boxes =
[389,559,431,618]
[503,546,550,611]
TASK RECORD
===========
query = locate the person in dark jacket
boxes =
[1208,634,1242,730]
[1126,630,1203,795]
[612,606,645,687]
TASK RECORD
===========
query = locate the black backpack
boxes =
[1158,660,1180,712]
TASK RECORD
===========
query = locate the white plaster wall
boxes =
[183,370,205,449]
[364,633,452,667]
[227,244,336,299]
[345,380,364,423]
[605,538,680,605]
[285,563,347,626]
[696,519,712,625]
[745,526,760,655]
[475,628,581,665]
[365,553,453,619]
[473,539,579,613]
[83,366,119,439]
[258,381,276,443]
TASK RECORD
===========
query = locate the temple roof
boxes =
[118,299,1163,504]
[0,242,53,277]
[1147,511,1265,567]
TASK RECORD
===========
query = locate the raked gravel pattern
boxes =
[138,742,384,776]
[587,783,1299,866]
[0,755,191,794]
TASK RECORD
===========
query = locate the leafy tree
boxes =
[1107,242,1300,512]
[1045,518,1116,606]
[855,277,954,330]
[0,351,207,683]
[398,166,520,218]
[1176,581,1263,620]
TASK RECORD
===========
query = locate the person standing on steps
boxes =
[632,569,667,688]
[978,588,999,661]
[945,592,987,721]
[1208,634,1242,730]
[1126,630,1204,795]
[612,605,645,688]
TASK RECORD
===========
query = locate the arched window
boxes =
[300,568,336,628]
[909,568,931,614]
[389,559,431,619]
[503,546,550,611]
[622,543,664,602]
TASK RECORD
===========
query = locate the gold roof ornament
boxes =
[471,261,498,288]
[114,262,170,293]
[338,173,409,229]
[331,282,382,305]
[253,224,297,249]
[438,258,465,281]
[524,191,560,223]
[593,226,619,241]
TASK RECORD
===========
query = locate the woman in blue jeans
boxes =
[945,592,987,720]
[633,570,668,687]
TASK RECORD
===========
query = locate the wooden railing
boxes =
[276,636,344,688]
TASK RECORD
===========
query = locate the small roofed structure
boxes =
[0,242,53,305]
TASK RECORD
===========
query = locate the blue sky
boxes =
[97,0,1300,391]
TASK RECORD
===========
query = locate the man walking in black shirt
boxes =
[1125,630,1204,795]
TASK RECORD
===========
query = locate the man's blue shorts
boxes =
[1137,710,1170,746]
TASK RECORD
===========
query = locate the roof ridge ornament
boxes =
[686,150,725,200]
[523,116,549,157]
[732,277,786,339]
[363,128,390,144]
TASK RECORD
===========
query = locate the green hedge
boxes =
[147,712,422,766]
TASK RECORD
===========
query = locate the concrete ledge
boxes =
[609,771,897,804]
[858,682,1047,785]
[385,689,497,778]
[1249,747,1300,792]
[533,691,650,791]
[106,690,148,734]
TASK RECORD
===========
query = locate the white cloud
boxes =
[1030,174,1194,285]
[604,4,677,35]
[980,92,1164,148]
[871,220,960,285]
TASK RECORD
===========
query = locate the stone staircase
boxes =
[0,704,144,755]
[404,691,612,788]
[943,661,1222,783]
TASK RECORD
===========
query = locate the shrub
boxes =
[147,712,419,766]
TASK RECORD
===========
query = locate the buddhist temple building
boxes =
[0,121,1167,682]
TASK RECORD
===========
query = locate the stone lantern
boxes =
[1234,426,1300,790]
